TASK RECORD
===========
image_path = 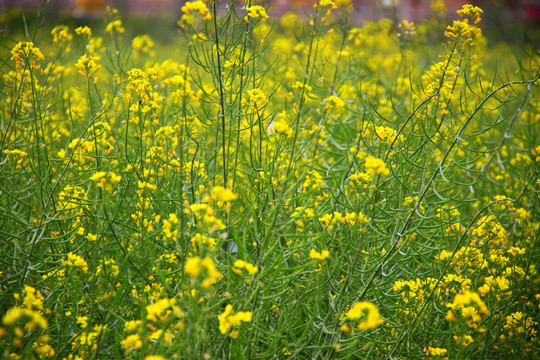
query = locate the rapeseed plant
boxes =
[0,1,538,359]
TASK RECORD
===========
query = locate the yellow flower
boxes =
[90,171,121,192]
[340,323,351,333]
[203,186,239,211]
[132,35,156,58]
[427,346,447,357]
[96,259,119,277]
[35,342,55,357]
[184,257,202,277]
[62,252,89,273]
[146,298,183,323]
[445,19,476,40]
[186,202,226,232]
[106,19,125,34]
[374,125,403,144]
[51,25,72,46]
[23,285,43,310]
[190,233,217,249]
[444,5,482,47]
[162,214,179,243]
[364,155,390,176]
[121,334,142,352]
[182,1,211,21]
[10,41,45,70]
[76,54,101,80]
[309,249,330,262]
[344,302,383,330]
[138,181,157,193]
[531,145,540,161]
[2,307,48,331]
[269,111,293,137]
[184,256,222,288]
[75,26,92,37]
[232,259,259,275]
[453,334,473,347]
[323,95,345,112]
[245,6,269,23]
[348,171,373,187]
[456,4,483,23]
[3,149,28,168]
[218,304,252,336]
[319,0,337,8]
[446,291,489,324]
[302,170,324,192]
[397,19,416,41]
[243,88,269,109]
[315,0,338,16]
[292,81,312,92]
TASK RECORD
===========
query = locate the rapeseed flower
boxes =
[309,249,330,262]
[344,301,383,330]
[90,171,121,192]
[184,256,222,288]
[232,259,259,275]
[162,213,179,243]
[190,233,217,249]
[245,6,269,23]
[2,285,51,356]
[315,0,337,17]
[427,346,447,358]
[218,304,252,338]
[105,19,125,35]
[3,306,48,330]
[3,149,28,168]
[205,186,238,206]
[453,334,473,347]
[121,334,142,352]
[182,1,211,21]
[457,4,483,23]
[323,95,345,113]
[132,35,156,58]
[51,25,72,48]
[76,54,101,81]
[446,291,489,325]
[62,252,89,273]
[364,155,390,176]
[75,25,92,37]
[10,41,45,70]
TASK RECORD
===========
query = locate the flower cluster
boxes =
[245,6,269,23]
[1,286,55,358]
[341,301,383,333]
[218,305,253,338]
[184,256,222,288]
[445,291,489,326]
[10,41,45,71]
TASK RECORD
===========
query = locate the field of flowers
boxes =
[1,0,539,359]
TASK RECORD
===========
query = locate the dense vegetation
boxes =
[1,1,538,359]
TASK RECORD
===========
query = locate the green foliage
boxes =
[0,1,538,359]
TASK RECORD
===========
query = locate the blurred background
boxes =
[0,0,538,44]
[0,0,538,21]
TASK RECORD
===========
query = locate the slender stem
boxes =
[212,0,228,189]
